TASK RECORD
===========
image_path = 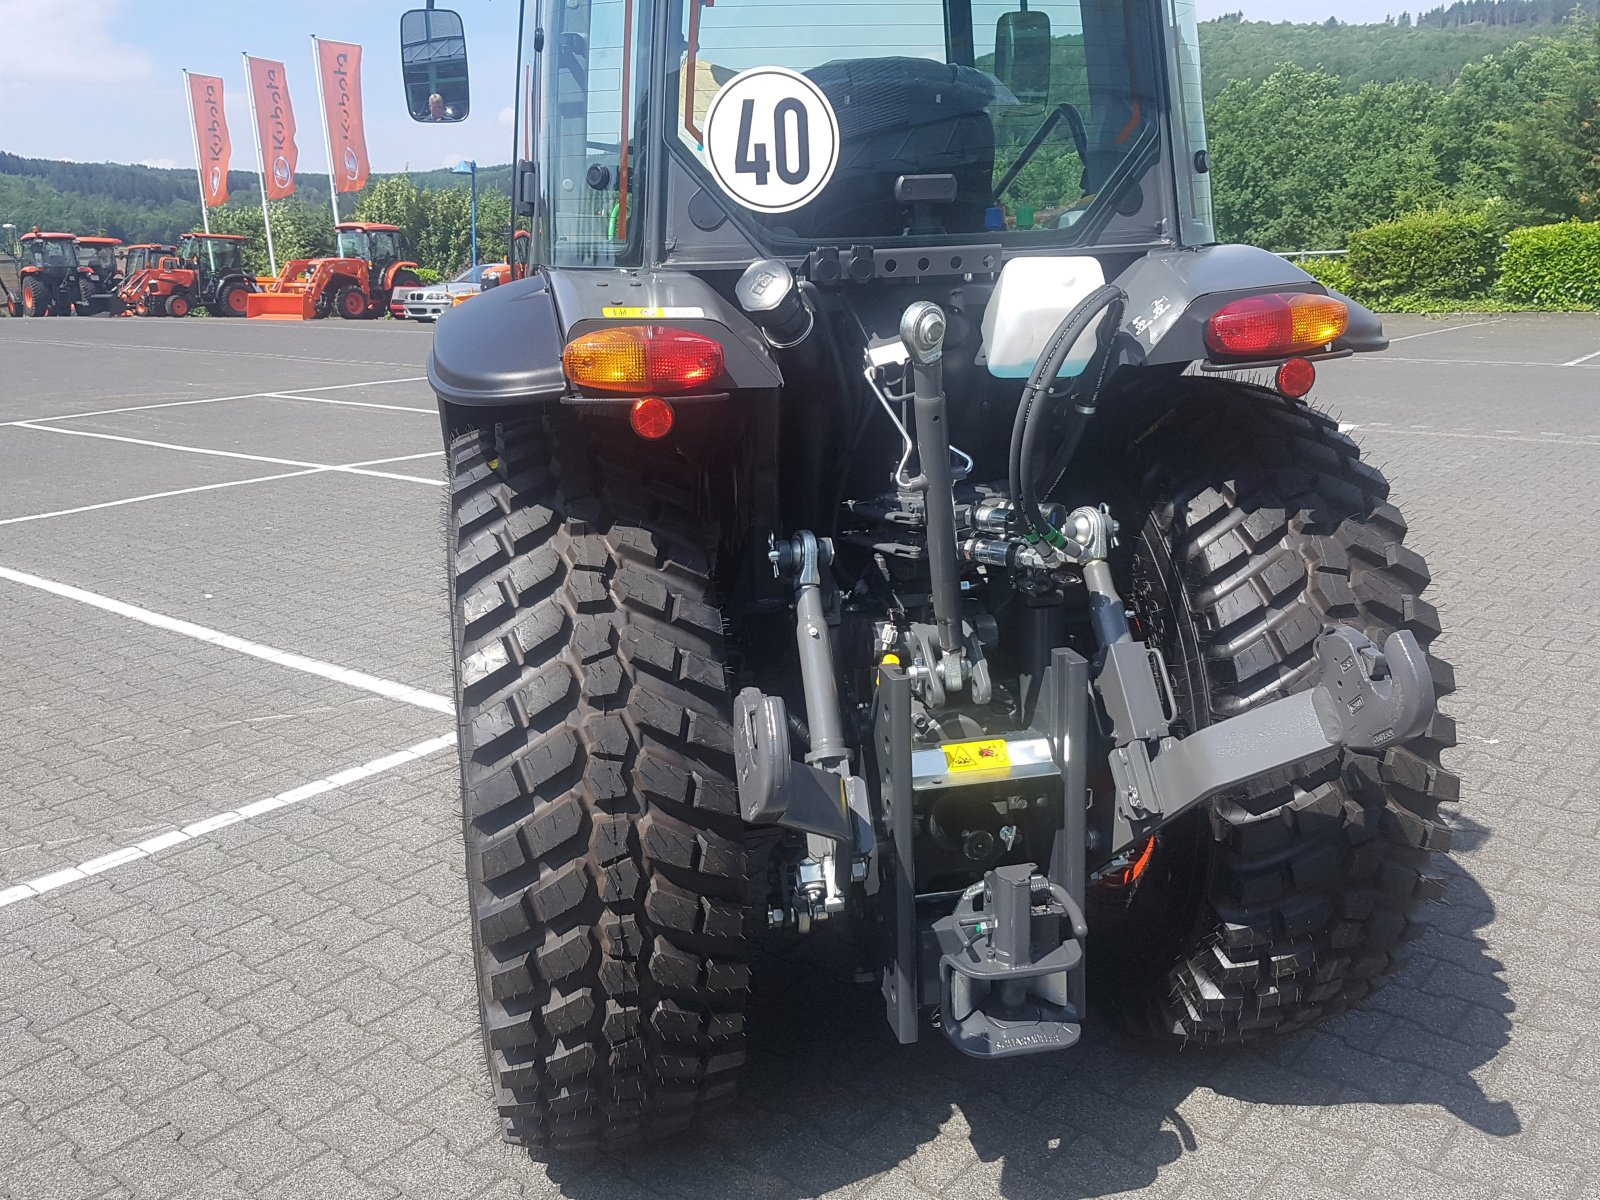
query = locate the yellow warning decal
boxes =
[942,739,1012,773]
[601,306,706,319]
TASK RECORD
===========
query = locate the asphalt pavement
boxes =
[1,311,1598,1200]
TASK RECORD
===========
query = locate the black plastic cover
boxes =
[427,274,567,407]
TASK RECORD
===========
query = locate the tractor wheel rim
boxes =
[229,290,246,314]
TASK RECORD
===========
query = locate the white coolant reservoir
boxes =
[979,256,1108,379]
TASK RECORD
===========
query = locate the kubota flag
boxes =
[188,73,232,207]
[247,57,299,199]
[317,39,370,193]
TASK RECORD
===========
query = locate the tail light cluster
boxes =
[1205,292,1349,359]
[562,326,724,394]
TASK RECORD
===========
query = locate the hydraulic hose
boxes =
[1007,284,1127,548]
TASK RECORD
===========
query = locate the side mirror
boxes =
[401,7,471,122]
[994,10,1052,106]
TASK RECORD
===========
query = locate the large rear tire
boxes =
[448,415,753,1150]
[1110,381,1457,1042]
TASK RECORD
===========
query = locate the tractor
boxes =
[258,222,423,319]
[73,236,125,315]
[114,244,178,315]
[413,0,1458,1152]
[136,233,257,318]
[15,230,86,316]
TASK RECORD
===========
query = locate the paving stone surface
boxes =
[0,316,1597,1199]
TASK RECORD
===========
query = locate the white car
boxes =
[397,267,489,323]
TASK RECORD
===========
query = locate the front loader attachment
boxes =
[246,291,313,320]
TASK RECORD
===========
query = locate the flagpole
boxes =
[182,69,213,235]
[242,53,280,276]
[311,35,341,228]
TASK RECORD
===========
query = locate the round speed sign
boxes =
[703,67,841,215]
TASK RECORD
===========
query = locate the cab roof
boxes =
[335,222,401,233]
[76,236,123,246]
[126,243,176,251]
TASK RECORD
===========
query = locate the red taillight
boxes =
[630,396,675,440]
[1205,293,1349,359]
[563,326,724,394]
[1275,357,1316,398]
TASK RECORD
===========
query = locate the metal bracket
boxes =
[732,689,858,845]
[1099,625,1436,853]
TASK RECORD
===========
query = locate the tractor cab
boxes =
[497,0,1214,270]
[334,223,407,271]
[17,231,82,316]
[74,236,124,314]
[123,244,177,279]
[177,233,247,280]
[74,237,122,286]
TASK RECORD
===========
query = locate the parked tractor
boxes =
[135,233,257,318]
[114,244,178,315]
[255,222,423,319]
[412,0,1458,1153]
[15,230,86,316]
[73,236,125,315]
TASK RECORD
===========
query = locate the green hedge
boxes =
[1498,221,1600,309]
[1346,208,1504,299]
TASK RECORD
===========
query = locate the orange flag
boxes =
[187,73,232,207]
[247,57,299,199]
[317,39,370,193]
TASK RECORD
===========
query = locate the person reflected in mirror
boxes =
[423,93,450,121]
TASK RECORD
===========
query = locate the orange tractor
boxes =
[14,230,89,316]
[114,244,177,315]
[249,222,422,320]
[131,233,258,317]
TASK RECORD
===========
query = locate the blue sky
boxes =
[1,0,1417,170]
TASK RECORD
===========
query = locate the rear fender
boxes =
[429,268,782,408]
[1114,244,1388,366]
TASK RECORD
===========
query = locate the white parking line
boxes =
[11,422,443,486]
[0,468,327,526]
[1355,356,1600,370]
[262,392,435,414]
[0,452,442,527]
[0,565,454,714]
[0,375,428,428]
[1562,349,1600,368]
[1387,320,1494,343]
[0,732,457,908]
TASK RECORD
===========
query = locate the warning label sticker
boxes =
[942,740,1012,773]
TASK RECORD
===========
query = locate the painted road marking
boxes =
[262,391,435,414]
[1387,320,1494,343]
[0,469,327,526]
[0,565,453,714]
[1358,428,1600,449]
[1562,348,1600,368]
[0,452,442,527]
[11,423,442,487]
[0,376,428,429]
[0,733,456,908]
[1356,356,1600,370]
